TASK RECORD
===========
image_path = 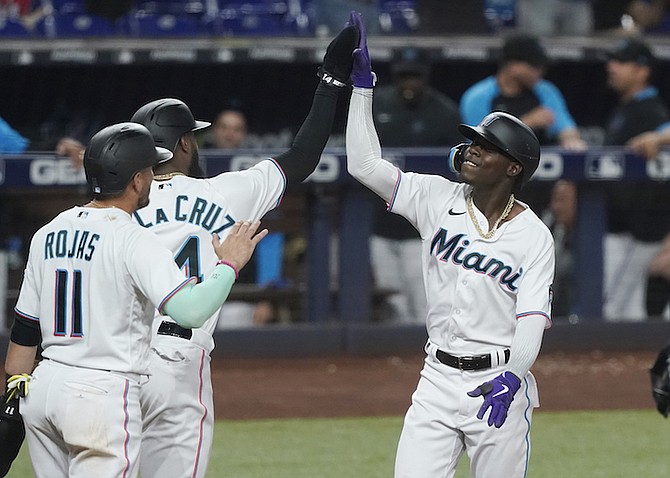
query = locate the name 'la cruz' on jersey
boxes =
[132,191,236,235]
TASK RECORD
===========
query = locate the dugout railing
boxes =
[2,147,670,356]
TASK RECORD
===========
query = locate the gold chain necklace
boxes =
[466,191,515,239]
[154,171,185,181]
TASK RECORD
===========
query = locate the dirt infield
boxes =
[213,350,658,420]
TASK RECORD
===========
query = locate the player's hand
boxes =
[349,11,376,88]
[520,107,554,130]
[5,374,30,400]
[318,14,360,87]
[467,371,521,428]
[628,131,663,160]
[56,137,86,169]
[212,221,268,275]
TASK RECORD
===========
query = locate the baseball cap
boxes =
[500,34,549,68]
[607,37,654,66]
[391,47,430,77]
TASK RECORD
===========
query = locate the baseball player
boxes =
[2,122,266,478]
[346,13,554,478]
[129,22,360,478]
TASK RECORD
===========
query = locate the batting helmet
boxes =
[84,122,173,197]
[131,98,210,152]
[450,111,540,190]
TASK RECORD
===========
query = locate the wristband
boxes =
[216,259,239,280]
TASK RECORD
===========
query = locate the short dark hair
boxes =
[500,34,549,68]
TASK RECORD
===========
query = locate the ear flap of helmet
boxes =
[448,143,469,173]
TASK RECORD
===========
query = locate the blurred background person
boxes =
[312,0,380,37]
[626,0,670,34]
[369,47,461,324]
[202,109,249,150]
[515,0,594,36]
[541,180,577,318]
[0,115,28,153]
[459,33,587,221]
[601,36,670,321]
[460,33,587,152]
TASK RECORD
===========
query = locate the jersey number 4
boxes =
[54,269,83,337]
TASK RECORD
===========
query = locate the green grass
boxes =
[8,410,670,477]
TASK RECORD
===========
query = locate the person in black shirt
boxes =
[601,36,670,321]
[370,48,461,324]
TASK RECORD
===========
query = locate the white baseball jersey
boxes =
[14,206,194,375]
[389,173,554,353]
[133,159,286,337]
[134,158,285,478]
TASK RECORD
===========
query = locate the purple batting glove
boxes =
[349,11,376,88]
[467,372,521,428]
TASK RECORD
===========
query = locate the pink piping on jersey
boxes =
[53,271,65,336]
[516,311,552,327]
[386,167,402,212]
[121,379,131,478]
[191,349,208,478]
[268,158,287,209]
[157,277,197,313]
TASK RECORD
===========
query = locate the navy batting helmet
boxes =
[131,98,210,153]
[84,122,173,197]
[449,111,540,190]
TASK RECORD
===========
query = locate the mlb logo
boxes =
[646,151,670,180]
[585,152,625,180]
[533,152,563,180]
[158,183,173,190]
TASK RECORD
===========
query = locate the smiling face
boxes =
[459,137,523,190]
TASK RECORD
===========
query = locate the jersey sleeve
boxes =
[208,158,286,220]
[514,227,555,328]
[14,233,43,322]
[388,172,461,240]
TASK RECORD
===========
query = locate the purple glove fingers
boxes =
[348,11,375,88]
[350,11,367,50]
[468,372,521,428]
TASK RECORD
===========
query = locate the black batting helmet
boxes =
[450,111,540,190]
[84,122,173,197]
[131,98,210,153]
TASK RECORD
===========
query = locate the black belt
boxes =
[436,349,510,371]
[157,321,192,340]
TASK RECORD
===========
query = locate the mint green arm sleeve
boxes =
[162,264,237,328]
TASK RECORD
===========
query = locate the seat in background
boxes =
[34,13,117,37]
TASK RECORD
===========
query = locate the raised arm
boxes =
[345,12,400,204]
[272,21,360,186]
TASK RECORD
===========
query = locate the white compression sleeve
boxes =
[346,88,401,203]
[162,264,236,329]
[506,314,547,379]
